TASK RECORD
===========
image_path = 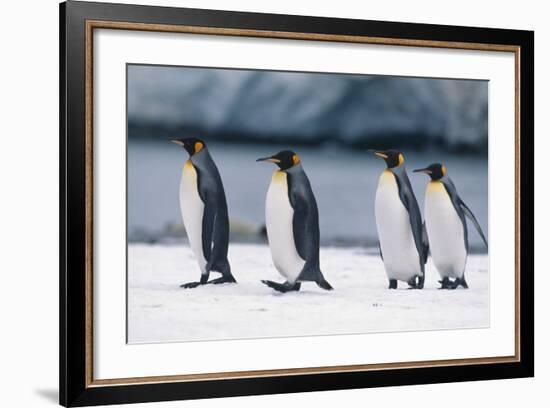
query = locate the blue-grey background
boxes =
[127,64,488,251]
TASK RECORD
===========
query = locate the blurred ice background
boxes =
[127,64,488,251]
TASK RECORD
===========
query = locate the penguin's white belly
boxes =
[375,171,421,281]
[425,182,467,279]
[265,171,305,283]
[179,161,207,273]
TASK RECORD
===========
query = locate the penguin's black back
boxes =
[391,165,428,269]
[285,165,329,285]
[191,148,231,272]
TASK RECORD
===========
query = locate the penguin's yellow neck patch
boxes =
[272,170,287,183]
[380,169,396,185]
[184,159,194,170]
[427,180,446,194]
[183,160,197,186]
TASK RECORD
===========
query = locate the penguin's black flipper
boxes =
[422,222,429,262]
[442,177,488,251]
[261,280,301,293]
[199,192,216,264]
[378,242,383,261]
[287,171,322,267]
[459,200,488,248]
[393,167,427,267]
[197,155,235,282]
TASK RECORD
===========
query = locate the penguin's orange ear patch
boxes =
[441,165,447,176]
[292,154,300,166]
[398,153,405,166]
[194,141,203,154]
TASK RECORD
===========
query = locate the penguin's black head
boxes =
[256,150,301,171]
[170,137,205,156]
[370,149,404,168]
[413,163,447,180]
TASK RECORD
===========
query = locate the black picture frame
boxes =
[60,1,534,406]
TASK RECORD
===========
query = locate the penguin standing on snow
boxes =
[413,163,488,289]
[256,150,333,293]
[171,138,237,288]
[372,150,428,289]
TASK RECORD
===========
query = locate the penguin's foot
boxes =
[261,280,301,293]
[407,276,424,289]
[180,273,210,289]
[207,276,237,285]
[388,279,398,289]
[438,277,456,290]
[454,277,469,289]
[180,281,203,289]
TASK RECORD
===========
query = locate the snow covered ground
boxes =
[128,243,489,344]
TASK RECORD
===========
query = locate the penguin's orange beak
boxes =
[170,139,184,146]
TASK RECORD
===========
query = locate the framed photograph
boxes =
[60,1,534,406]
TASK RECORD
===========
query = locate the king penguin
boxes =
[372,150,428,289]
[170,138,237,288]
[413,163,488,289]
[256,150,333,293]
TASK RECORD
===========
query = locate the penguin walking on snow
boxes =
[171,138,237,288]
[372,150,428,289]
[257,150,333,293]
[413,163,488,289]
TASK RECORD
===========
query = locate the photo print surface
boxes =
[127,64,489,344]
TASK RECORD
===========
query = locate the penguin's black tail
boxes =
[316,277,334,291]
[299,265,334,291]
[223,273,237,283]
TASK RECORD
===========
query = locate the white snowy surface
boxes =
[128,243,489,344]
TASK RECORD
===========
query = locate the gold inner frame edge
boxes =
[83,19,522,388]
